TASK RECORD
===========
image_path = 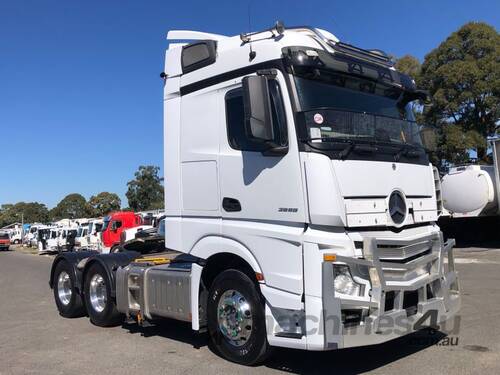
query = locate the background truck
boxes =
[74,223,90,249]
[0,231,10,250]
[49,23,460,365]
[86,218,104,251]
[8,226,23,244]
[101,211,143,253]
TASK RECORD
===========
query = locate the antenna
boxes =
[247,2,256,61]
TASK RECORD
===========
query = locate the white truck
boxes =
[75,223,90,249]
[40,227,78,253]
[8,226,23,245]
[86,218,104,251]
[49,23,460,365]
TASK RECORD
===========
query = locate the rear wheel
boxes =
[84,263,123,327]
[53,261,85,318]
[110,244,121,253]
[207,269,270,365]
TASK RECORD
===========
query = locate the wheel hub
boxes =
[89,274,107,313]
[57,271,72,305]
[217,290,253,347]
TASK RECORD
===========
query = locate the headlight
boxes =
[333,265,363,296]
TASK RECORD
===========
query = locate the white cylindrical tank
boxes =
[441,165,498,217]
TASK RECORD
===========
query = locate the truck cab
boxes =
[86,219,104,251]
[44,228,60,253]
[75,224,90,249]
[0,231,10,250]
[161,24,460,355]
[101,211,143,252]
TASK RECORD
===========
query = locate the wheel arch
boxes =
[49,251,97,292]
[189,236,265,332]
[190,236,263,279]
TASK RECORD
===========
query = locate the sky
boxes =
[0,0,498,208]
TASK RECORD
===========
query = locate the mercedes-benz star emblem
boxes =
[389,190,406,225]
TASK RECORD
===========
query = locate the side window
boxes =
[225,79,287,151]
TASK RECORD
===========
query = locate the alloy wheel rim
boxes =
[217,289,253,347]
[89,274,107,313]
[57,271,72,305]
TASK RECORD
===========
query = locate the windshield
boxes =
[158,219,165,237]
[294,73,423,147]
[102,217,111,231]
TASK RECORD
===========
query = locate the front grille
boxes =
[373,236,439,284]
[377,239,433,262]
[382,249,431,264]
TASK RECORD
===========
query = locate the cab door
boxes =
[218,70,306,294]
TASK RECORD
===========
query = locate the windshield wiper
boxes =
[338,141,378,160]
[302,137,381,159]
[393,144,423,161]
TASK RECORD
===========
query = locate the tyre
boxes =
[83,262,123,327]
[110,245,121,253]
[53,261,86,318]
[207,269,271,365]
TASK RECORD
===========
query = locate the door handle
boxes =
[222,197,241,212]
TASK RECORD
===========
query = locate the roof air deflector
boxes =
[167,30,227,41]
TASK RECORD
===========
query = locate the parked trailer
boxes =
[49,23,460,365]
[441,139,500,218]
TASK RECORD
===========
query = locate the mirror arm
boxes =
[262,143,288,156]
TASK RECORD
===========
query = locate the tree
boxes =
[419,22,500,165]
[0,202,50,227]
[126,165,164,211]
[50,194,92,220]
[395,54,421,78]
[89,192,121,216]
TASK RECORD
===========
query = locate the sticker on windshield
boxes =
[310,127,322,142]
[313,113,324,125]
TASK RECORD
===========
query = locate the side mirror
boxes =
[242,75,274,143]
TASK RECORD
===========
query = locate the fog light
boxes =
[333,265,362,296]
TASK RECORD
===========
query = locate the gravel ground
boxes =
[0,245,499,375]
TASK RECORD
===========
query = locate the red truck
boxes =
[0,232,11,251]
[101,211,143,253]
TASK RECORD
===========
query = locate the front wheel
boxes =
[84,263,123,327]
[53,261,86,318]
[207,269,271,365]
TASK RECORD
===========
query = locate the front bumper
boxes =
[322,233,460,349]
